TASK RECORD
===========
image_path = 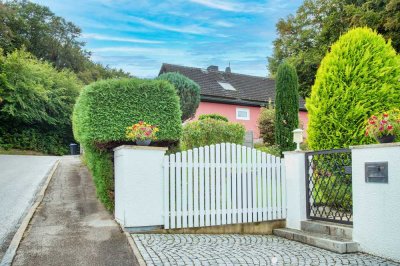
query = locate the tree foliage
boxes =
[268,0,400,98]
[275,62,299,152]
[307,27,400,150]
[0,48,81,154]
[157,72,200,121]
[0,0,130,84]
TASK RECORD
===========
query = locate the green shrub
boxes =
[0,49,81,155]
[307,27,400,150]
[181,119,245,150]
[157,72,200,121]
[255,145,281,157]
[275,62,299,152]
[73,78,182,210]
[198,113,228,122]
[258,106,275,145]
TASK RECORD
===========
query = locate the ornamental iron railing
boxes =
[305,149,353,225]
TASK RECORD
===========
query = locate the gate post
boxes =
[114,145,168,229]
[283,151,307,230]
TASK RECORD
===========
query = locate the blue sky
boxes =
[32,0,303,78]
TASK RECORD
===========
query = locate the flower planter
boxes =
[136,139,151,146]
[377,135,396,143]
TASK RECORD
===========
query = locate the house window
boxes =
[218,81,236,91]
[236,108,250,120]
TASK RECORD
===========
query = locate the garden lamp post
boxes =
[293,129,304,151]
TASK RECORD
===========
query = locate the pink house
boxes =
[159,63,308,140]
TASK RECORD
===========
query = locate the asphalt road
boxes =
[0,155,58,260]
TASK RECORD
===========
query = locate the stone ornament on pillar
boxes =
[293,129,304,151]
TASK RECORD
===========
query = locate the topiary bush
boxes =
[198,113,228,122]
[157,72,200,121]
[307,27,400,150]
[258,106,275,145]
[181,119,245,150]
[73,78,182,210]
[275,62,299,152]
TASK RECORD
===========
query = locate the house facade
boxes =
[159,63,308,140]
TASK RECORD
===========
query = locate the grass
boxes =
[0,148,46,156]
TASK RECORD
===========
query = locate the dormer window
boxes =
[218,81,236,91]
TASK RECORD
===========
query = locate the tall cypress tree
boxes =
[275,62,299,152]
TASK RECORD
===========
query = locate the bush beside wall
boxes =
[307,27,400,150]
[73,78,182,210]
[181,118,245,150]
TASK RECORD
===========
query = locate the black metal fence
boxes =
[305,149,353,224]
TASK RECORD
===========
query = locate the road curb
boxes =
[123,230,147,266]
[0,159,60,266]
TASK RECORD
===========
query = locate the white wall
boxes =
[352,143,400,262]
[284,151,307,230]
[114,145,167,228]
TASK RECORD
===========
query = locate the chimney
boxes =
[225,62,231,73]
[207,65,219,72]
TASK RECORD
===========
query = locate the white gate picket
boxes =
[226,143,232,224]
[182,151,188,228]
[205,146,210,226]
[221,143,226,225]
[164,143,286,229]
[210,145,216,226]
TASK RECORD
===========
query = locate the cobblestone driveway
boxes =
[132,234,399,266]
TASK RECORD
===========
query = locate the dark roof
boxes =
[159,63,306,110]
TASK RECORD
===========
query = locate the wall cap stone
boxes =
[113,145,168,152]
[350,142,400,150]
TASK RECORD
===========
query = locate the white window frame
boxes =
[236,108,250,120]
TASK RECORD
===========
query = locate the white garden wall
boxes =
[351,143,400,262]
[114,145,167,228]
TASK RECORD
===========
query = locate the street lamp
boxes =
[293,129,304,151]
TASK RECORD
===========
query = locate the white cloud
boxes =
[189,0,286,13]
[81,33,163,44]
[91,46,188,57]
[214,20,235,27]
[129,16,210,35]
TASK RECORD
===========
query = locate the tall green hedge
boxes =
[73,78,182,210]
[307,27,400,150]
[157,72,200,121]
[275,62,299,152]
[181,119,245,150]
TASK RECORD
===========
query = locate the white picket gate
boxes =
[163,143,286,229]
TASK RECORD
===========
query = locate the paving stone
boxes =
[132,234,400,266]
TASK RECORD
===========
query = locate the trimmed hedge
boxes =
[181,118,245,150]
[198,113,228,122]
[307,27,400,150]
[73,78,182,210]
[74,78,182,144]
[157,72,200,121]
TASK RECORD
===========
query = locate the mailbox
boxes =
[365,162,388,183]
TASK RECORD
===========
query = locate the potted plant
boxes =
[126,121,159,146]
[365,110,400,143]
